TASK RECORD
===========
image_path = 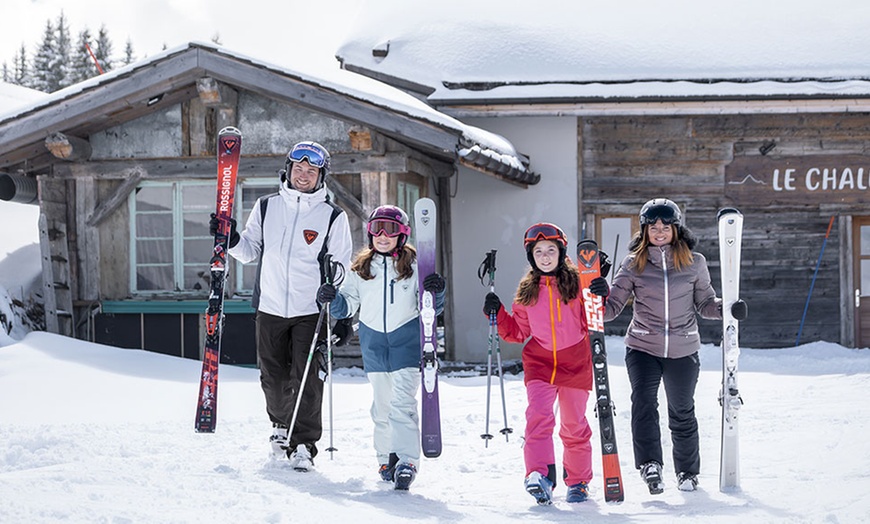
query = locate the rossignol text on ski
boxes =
[717,207,744,491]
[577,239,625,503]
[194,126,242,433]
[414,197,441,458]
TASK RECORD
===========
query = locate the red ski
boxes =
[195,126,242,433]
[577,239,625,502]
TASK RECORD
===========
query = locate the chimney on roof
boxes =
[372,40,390,61]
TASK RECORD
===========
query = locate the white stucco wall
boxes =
[448,116,578,362]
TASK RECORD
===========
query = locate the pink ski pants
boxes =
[524,379,593,486]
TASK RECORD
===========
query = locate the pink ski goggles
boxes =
[367,219,410,238]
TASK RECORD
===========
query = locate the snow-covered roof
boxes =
[0,82,47,115]
[336,0,870,105]
[0,42,535,185]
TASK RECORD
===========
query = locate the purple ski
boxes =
[415,197,441,458]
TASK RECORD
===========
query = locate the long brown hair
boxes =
[350,244,417,281]
[515,257,580,306]
[628,224,694,273]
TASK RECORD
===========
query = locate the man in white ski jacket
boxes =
[225,141,352,470]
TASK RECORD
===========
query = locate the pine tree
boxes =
[70,29,97,83]
[123,38,135,66]
[93,25,114,73]
[2,63,9,83]
[52,11,73,89]
[30,19,57,92]
[13,44,29,86]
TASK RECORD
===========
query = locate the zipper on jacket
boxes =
[546,277,558,384]
[390,279,396,304]
[284,194,302,315]
[661,246,670,358]
[382,256,389,332]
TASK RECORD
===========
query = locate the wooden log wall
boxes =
[580,113,870,348]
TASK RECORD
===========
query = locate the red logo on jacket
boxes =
[303,230,319,244]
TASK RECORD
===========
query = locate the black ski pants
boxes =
[625,348,701,476]
[256,310,325,457]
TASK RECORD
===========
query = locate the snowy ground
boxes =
[1,331,868,523]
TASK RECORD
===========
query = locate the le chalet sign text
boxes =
[725,155,870,205]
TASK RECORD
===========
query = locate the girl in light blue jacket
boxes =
[316,205,445,491]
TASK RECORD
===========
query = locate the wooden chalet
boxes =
[0,42,536,364]
[338,28,870,353]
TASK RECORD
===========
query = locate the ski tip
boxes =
[219,126,242,136]
[717,207,742,220]
[576,238,599,250]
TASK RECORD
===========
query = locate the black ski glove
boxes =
[209,213,240,248]
[730,300,748,321]
[317,283,337,305]
[483,292,502,316]
[599,251,612,278]
[423,272,446,293]
[589,276,610,297]
[315,340,331,381]
[332,317,354,347]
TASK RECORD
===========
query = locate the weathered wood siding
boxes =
[581,113,870,348]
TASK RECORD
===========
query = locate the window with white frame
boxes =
[130,179,280,295]
[130,181,214,293]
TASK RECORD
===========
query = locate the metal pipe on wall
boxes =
[0,173,38,204]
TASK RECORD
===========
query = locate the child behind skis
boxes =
[482,223,596,505]
[316,205,446,491]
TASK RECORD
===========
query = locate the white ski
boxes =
[718,207,744,491]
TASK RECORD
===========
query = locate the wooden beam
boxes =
[52,153,413,179]
[44,132,92,162]
[325,176,366,221]
[348,126,386,154]
[196,77,237,107]
[86,170,143,227]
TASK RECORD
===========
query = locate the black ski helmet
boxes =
[639,198,682,227]
[280,141,331,190]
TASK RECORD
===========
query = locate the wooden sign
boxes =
[725,155,870,205]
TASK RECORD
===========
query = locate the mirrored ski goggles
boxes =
[640,206,680,225]
[523,223,567,247]
[287,145,327,168]
[367,219,410,238]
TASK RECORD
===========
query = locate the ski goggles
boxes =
[287,144,328,168]
[367,219,411,238]
[640,205,680,225]
[523,222,567,247]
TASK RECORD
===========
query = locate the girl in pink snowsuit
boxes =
[482,222,594,505]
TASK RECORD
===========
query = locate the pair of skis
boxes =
[577,240,625,503]
[195,126,242,433]
[717,208,744,492]
[415,198,442,458]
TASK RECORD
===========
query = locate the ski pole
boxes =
[324,257,344,460]
[487,251,512,442]
[610,234,620,284]
[325,306,336,460]
[478,251,496,445]
[287,255,344,455]
[286,308,327,447]
[796,216,835,346]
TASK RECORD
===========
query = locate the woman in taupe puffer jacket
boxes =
[588,198,747,496]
